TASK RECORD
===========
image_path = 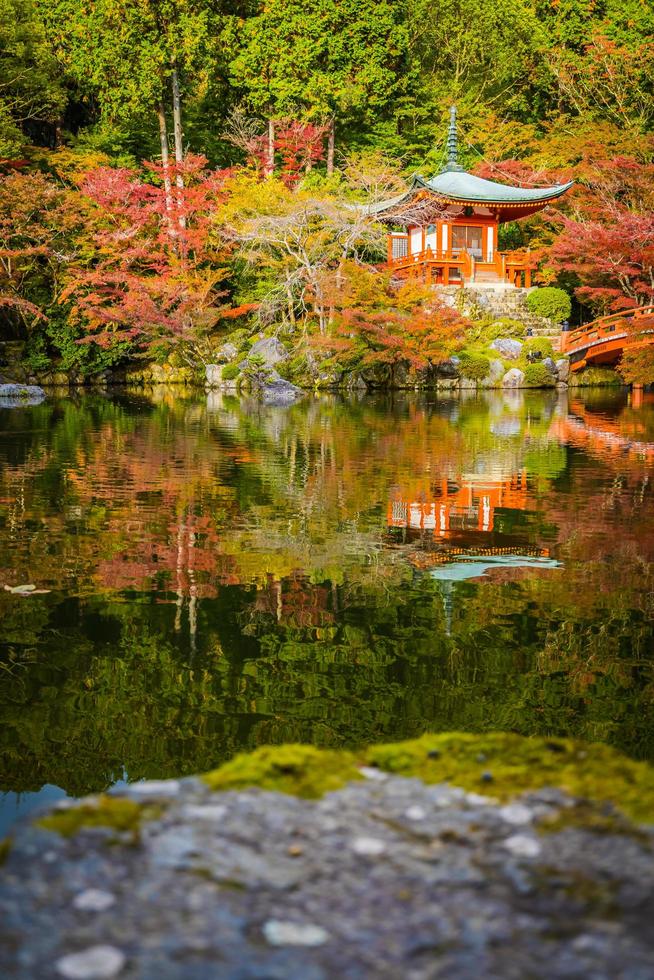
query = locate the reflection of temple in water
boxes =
[387,470,557,632]
[388,471,529,537]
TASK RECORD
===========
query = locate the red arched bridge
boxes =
[560,305,654,371]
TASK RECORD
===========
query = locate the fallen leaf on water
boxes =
[3,584,51,595]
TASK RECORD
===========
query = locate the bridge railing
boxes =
[560,305,654,356]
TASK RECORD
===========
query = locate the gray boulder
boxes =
[435,357,460,379]
[490,338,523,361]
[488,359,505,384]
[0,383,46,407]
[502,368,525,389]
[205,364,222,387]
[260,369,304,407]
[555,358,570,383]
[214,342,238,364]
[249,337,288,366]
[543,357,558,376]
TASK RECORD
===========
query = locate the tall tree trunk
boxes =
[157,101,174,226]
[171,65,186,230]
[326,117,335,176]
[53,117,63,150]
[266,118,275,176]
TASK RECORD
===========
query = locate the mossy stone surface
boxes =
[202,733,654,823]
[202,743,362,798]
[366,733,654,823]
[37,795,149,837]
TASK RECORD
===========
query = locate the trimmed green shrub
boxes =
[459,352,490,381]
[523,362,556,387]
[280,354,312,384]
[523,337,554,359]
[486,318,527,340]
[220,362,241,381]
[242,353,274,388]
[526,287,572,323]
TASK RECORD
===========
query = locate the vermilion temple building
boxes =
[370,108,572,288]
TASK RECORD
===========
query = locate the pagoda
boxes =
[370,108,572,288]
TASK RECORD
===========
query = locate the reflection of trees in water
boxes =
[1,388,654,797]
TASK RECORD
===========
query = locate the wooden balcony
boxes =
[387,238,534,288]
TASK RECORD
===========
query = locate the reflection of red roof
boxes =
[388,472,529,536]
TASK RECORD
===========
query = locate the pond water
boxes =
[1,387,654,831]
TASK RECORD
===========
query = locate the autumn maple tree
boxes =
[60,154,233,356]
[618,343,654,387]
[314,268,468,381]
[548,157,654,313]
[0,170,72,327]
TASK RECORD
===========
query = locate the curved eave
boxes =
[366,175,573,222]
[432,191,572,208]
[412,172,574,205]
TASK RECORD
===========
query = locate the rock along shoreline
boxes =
[1,733,654,979]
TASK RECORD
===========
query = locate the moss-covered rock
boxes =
[202,743,362,798]
[568,366,623,387]
[365,733,654,822]
[37,795,155,838]
[523,362,556,388]
[202,733,654,822]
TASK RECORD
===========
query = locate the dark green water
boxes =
[1,387,654,831]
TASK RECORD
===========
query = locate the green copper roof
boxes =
[362,170,573,216]
[418,171,573,204]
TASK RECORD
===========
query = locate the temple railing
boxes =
[386,238,534,287]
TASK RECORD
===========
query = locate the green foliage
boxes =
[220,362,241,381]
[241,354,274,389]
[523,362,556,387]
[226,0,409,126]
[25,315,133,377]
[0,0,66,157]
[523,337,555,359]
[279,353,313,384]
[526,287,572,323]
[569,366,623,387]
[458,351,490,381]
[487,319,527,340]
